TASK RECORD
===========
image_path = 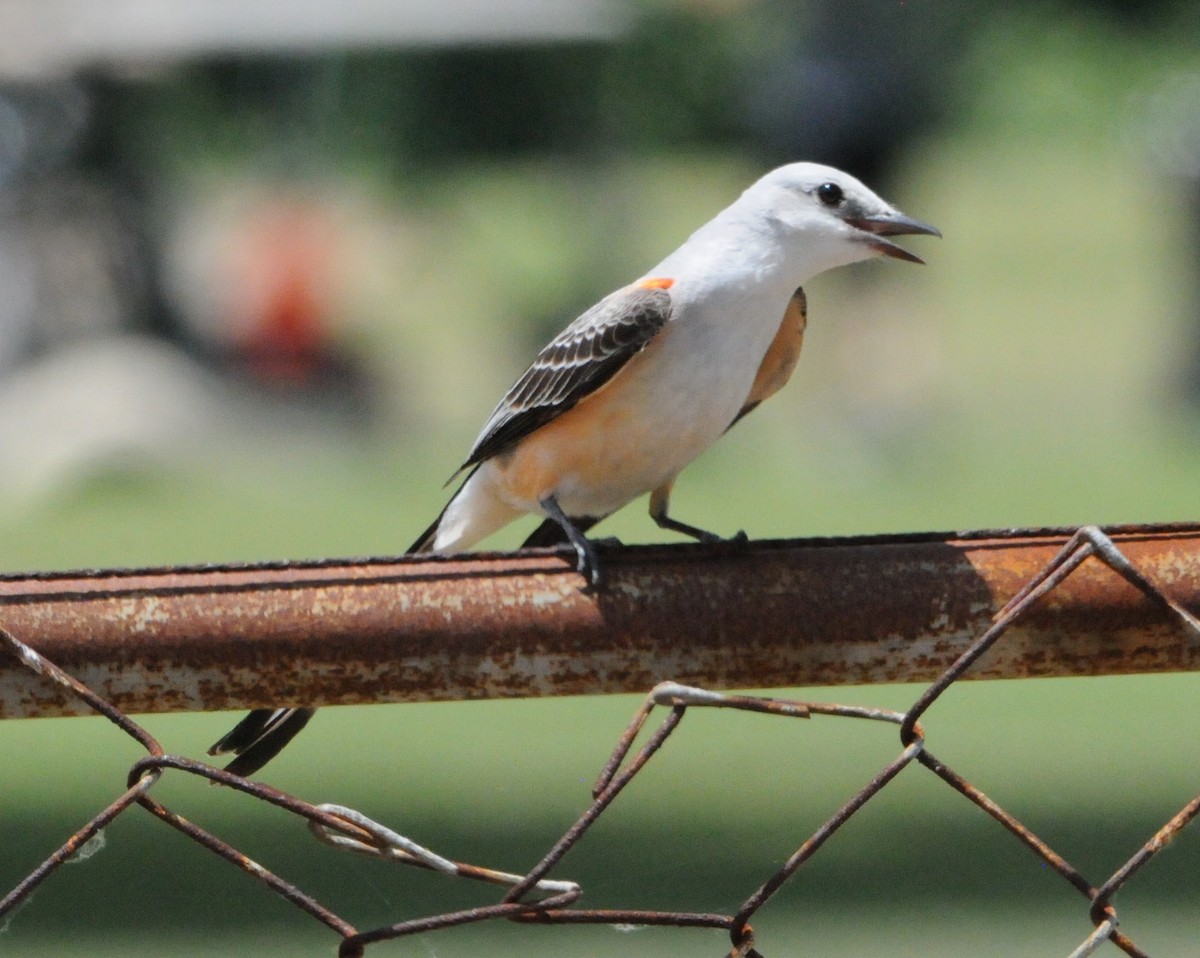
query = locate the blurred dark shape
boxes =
[69,75,176,340]
[1131,69,1200,409]
[0,79,89,186]
[0,80,117,370]
[738,0,1181,188]
[738,1,961,188]
[1088,0,1177,27]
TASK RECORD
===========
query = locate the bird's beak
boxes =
[845,211,941,264]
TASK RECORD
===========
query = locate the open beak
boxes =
[845,211,941,264]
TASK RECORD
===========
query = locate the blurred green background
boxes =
[2,1,1200,955]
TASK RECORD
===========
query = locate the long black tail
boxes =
[208,492,600,778]
[207,707,316,778]
[208,484,465,778]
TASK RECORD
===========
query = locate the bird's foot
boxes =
[540,494,608,589]
[574,536,605,589]
[655,514,749,547]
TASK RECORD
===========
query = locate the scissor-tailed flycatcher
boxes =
[210,161,939,776]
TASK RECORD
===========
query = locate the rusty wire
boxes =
[3,523,1200,956]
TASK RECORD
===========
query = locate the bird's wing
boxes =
[727,286,807,430]
[461,283,674,468]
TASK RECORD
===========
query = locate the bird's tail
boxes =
[208,470,591,779]
[207,707,316,778]
[406,463,485,554]
[407,510,446,554]
[207,470,477,779]
[414,477,603,552]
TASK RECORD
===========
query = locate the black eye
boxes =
[816,182,844,207]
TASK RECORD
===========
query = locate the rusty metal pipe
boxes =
[2,523,1199,720]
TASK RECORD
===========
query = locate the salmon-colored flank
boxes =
[493,331,672,508]
[742,287,807,411]
[497,381,641,505]
[638,276,675,290]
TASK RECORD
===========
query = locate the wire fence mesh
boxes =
[3,524,1200,956]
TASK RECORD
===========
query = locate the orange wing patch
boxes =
[638,277,675,290]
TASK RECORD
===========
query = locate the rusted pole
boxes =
[1,523,1199,720]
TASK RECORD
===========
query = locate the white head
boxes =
[730,161,940,272]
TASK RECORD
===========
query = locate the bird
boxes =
[208,161,939,778]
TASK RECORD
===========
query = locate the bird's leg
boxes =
[649,484,748,545]
[539,494,604,587]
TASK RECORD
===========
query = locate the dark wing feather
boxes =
[461,285,672,469]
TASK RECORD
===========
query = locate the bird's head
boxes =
[744,162,940,270]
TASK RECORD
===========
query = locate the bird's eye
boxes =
[816,182,844,207]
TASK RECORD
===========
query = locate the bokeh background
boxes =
[2,1,1200,955]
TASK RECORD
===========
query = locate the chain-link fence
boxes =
[3,525,1199,956]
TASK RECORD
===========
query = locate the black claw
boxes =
[574,535,603,588]
[582,556,604,589]
[541,494,606,588]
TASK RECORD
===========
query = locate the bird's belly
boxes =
[492,352,737,518]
